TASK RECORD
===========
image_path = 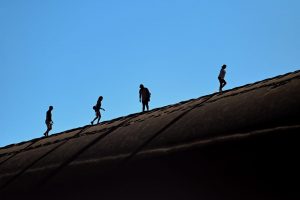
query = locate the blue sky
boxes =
[0,0,299,147]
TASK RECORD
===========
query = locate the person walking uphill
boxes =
[44,106,53,137]
[91,96,105,125]
[139,84,151,112]
[218,64,227,93]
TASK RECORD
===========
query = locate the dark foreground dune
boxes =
[0,70,300,200]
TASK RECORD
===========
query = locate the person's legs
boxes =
[91,114,96,125]
[91,117,96,125]
[142,102,146,112]
[44,126,48,136]
[218,77,227,92]
[44,122,52,136]
[48,123,52,132]
[145,102,149,111]
[222,79,227,88]
[218,77,223,92]
[91,111,100,125]
[97,113,101,124]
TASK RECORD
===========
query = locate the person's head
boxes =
[49,106,53,110]
[99,96,103,101]
[140,84,144,89]
[222,64,227,69]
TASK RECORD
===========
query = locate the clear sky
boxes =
[0,0,299,147]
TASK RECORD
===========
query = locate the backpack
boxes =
[145,88,151,101]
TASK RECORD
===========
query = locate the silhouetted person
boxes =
[44,106,53,137]
[218,64,227,93]
[91,96,105,125]
[139,84,151,112]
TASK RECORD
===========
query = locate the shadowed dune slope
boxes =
[0,70,300,200]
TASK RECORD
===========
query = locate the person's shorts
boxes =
[218,77,225,82]
[95,110,101,116]
[142,100,149,104]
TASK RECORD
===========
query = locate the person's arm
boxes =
[139,89,142,102]
[101,108,105,111]
[50,114,53,124]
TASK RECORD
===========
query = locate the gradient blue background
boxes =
[0,0,299,147]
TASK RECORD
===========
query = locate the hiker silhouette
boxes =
[139,84,151,112]
[218,64,227,93]
[91,96,105,125]
[44,106,53,137]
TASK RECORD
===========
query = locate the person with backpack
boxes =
[91,96,105,125]
[139,84,151,112]
[218,64,227,93]
[44,106,53,137]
